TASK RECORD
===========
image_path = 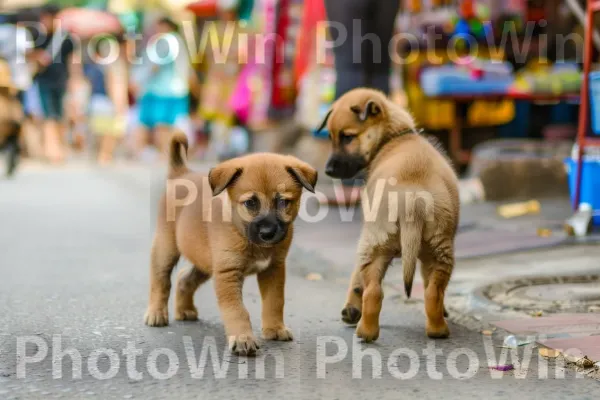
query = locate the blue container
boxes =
[565,157,600,225]
[591,72,600,134]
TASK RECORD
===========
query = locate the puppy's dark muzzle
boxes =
[325,154,366,179]
[248,214,287,246]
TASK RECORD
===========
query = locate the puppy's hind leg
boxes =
[175,265,210,321]
[144,234,180,327]
[421,238,454,338]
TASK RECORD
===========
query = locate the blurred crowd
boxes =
[0,0,402,175]
[0,4,226,167]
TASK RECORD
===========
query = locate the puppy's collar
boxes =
[372,127,420,158]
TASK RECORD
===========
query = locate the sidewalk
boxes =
[290,196,600,376]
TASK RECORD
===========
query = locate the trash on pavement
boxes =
[305,272,323,281]
[503,335,532,348]
[576,356,595,369]
[497,200,541,219]
[489,364,514,371]
[564,203,593,237]
[531,310,544,317]
[539,348,560,358]
[536,228,552,237]
[481,329,494,336]
[564,354,595,368]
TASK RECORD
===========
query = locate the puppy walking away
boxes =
[319,88,459,341]
[145,133,318,356]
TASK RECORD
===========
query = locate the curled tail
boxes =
[169,131,189,177]
[401,218,423,298]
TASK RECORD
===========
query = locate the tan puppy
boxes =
[318,88,459,341]
[144,133,318,356]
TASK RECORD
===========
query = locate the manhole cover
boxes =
[483,275,600,313]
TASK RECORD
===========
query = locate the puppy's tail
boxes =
[400,218,423,299]
[168,131,189,177]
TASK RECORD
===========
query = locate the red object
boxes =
[186,0,218,17]
[270,0,294,109]
[57,8,122,38]
[460,0,475,19]
[574,1,600,209]
[294,0,327,86]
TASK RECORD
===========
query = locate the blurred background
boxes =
[1,2,600,393]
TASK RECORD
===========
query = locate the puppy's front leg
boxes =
[257,262,293,341]
[341,265,363,325]
[214,266,259,356]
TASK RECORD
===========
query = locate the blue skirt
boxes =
[138,93,189,129]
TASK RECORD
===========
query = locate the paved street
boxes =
[1,162,599,399]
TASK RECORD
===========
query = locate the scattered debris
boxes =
[564,354,595,368]
[536,228,552,238]
[531,310,544,317]
[224,358,246,364]
[497,200,540,219]
[481,329,494,336]
[588,305,600,313]
[305,273,323,281]
[539,348,560,358]
[503,335,532,348]
[577,356,595,369]
[489,364,514,371]
[92,331,102,336]
[472,314,483,321]
[564,203,593,237]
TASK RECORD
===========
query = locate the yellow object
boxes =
[536,228,552,238]
[90,115,126,137]
[539,348,560,358]
[467,100,515,127]
[497,200,541,219]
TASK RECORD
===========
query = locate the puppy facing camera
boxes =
[144,132,317,356]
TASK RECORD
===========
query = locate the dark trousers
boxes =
[324,0,400,99]
[1,121,21,177]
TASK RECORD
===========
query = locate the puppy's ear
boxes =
[208,166,243,196]
[315,108,333,134]
[351,99,382,122]
[286,159,318,193]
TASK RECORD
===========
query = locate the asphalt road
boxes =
[0,163,598,399]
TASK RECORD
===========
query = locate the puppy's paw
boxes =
[426,320,450,339]
[228,334,260,357]
[341,305,361,325]
[144,307,169,327]
[175,307,198,321]
[355,321,379,343]
[262,326,293,341]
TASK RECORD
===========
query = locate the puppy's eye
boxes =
[244,197,258,210]
[339,132,355,145]
[277,198,291,209]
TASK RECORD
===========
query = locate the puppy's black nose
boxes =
[325,158,338,177]
[258,223,278,241]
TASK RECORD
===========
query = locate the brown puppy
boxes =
[318,88,459,341]
[144,133,317,356]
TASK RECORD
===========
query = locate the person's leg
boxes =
[98,135,117,165]
[324,0,370,99]
[364,0,399,95]
[134,94,154,158]
[39,85,65,163]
